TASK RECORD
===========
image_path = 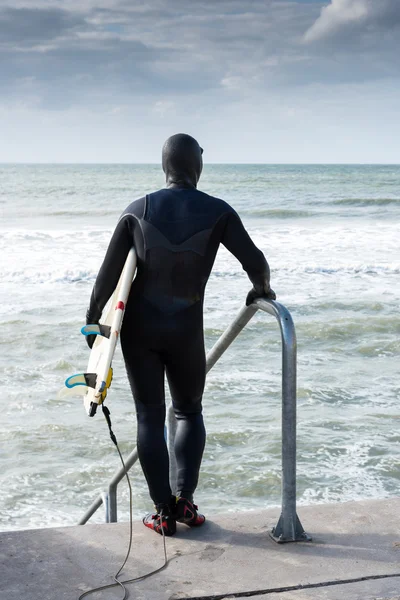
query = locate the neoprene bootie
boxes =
[143,498,177,536]
[174,497,205,527]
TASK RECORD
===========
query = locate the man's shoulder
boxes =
[195,189,236,215]
[120,196,146,219]
[147,187,236,215]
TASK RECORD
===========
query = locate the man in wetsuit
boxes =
[86,133,275,536]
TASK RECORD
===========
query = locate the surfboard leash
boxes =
[77,404,169,600]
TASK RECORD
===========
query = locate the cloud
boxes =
[0,7,85,45]
[0,1,320,109]
[0,0,400,113]
[304,0,400,43]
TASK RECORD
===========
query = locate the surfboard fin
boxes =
[65,372,97,389]
[81,324,111,338]
[63,368,113,414]
[57,385,87,398]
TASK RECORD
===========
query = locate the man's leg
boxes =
[122,341,177,535]
[165,328,206,525]
[122,342,173,507]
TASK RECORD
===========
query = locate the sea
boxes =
[0,164,399,532]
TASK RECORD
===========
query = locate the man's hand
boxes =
[245,283,276,306]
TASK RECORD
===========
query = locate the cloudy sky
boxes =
[1,0,400,163]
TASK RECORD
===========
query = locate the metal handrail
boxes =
[78,299,310,542]
[78,448,138,525]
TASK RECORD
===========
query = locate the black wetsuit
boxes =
[87,186,269,506]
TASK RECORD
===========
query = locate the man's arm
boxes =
[221,210,275,303]
[86,215,132,326]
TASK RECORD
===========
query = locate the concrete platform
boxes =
[1,498,400,600]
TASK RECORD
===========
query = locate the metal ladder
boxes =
[78,298,310,543]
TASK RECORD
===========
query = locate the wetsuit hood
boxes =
[162,133,203,189]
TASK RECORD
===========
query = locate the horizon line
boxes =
[0,161,399,166]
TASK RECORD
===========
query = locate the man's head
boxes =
[162,133,203,188]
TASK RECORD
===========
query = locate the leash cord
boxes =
[78,405,168,600]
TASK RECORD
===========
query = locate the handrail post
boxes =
[101,492,110,523]
[104,447,139,523]
[107,485,117,523]
[255,299,310,542]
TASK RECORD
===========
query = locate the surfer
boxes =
[86,134,276,536]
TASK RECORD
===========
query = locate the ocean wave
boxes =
[47,209,119,217]
[278,264,400,276]
[243,209,316,218]
[297,315,400,340]
[357,340,400,357]
[0,269,96,284]
[1,262,399,285]
[333,197,400,206]
[0,228,112,239]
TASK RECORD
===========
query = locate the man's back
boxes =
[89,186,268,320]
[123,187,238,314]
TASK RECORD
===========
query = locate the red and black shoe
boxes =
[175,497,205,527]
[143,504,176,536]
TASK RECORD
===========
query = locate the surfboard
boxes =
[61,248,137,416]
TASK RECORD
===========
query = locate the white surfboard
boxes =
[61,248,137,416]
